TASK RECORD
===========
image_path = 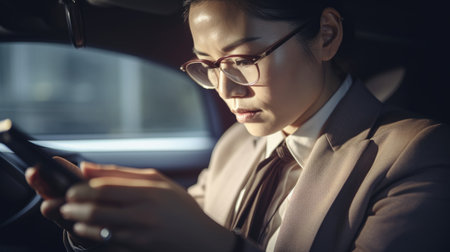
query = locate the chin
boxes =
[243,122,278,137]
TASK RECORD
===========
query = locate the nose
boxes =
[216,71,248,99]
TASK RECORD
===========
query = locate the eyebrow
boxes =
[193,36,261,56]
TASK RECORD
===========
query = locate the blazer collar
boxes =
[323,79,382,150]
[275,81,383,252]
[204,131,267,226]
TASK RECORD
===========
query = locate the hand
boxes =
[59,162,235,252]
[25,157,82,229]
[25,157,98,247]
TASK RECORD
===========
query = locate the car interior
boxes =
[0,0,449,251]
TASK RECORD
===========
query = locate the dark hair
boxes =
[183,0,352,72]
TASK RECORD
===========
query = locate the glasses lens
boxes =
[185,62,218,89]
[221,57,259,85]
[184,56,259,89]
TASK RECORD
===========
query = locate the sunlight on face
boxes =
[189,1,326,136]
[192,13,211,25]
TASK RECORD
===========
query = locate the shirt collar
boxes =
[265,74,353,167]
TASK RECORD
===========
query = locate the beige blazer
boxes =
[188,81,450,252]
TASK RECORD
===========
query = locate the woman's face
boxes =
[189,1,328,136]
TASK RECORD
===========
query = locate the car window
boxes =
[0,42,208,140]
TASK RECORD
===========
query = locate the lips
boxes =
[232,108,262,123]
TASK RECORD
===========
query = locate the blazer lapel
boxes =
[275,81,382,251]
[204,135,267,226]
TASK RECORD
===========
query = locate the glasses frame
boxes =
[180,21,310,89]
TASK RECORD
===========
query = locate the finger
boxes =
[81,161,164,181]
[41,198,65,220]
[61,203,108,224]
[60,203,140,227]
[71,223,146,250]
[72,222,105,242]
[61,202,158,229]
[25,158,82,199]
[72,223,128,249]
[73,223,157,251]
[41,199,74,230]
[53,156,82,177]
[25,167,54,200]
[25,167,39,189]
[66,178,168,204]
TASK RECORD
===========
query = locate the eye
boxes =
[201,62,212,69]
[199,61,217,70]
[234,58,254,66]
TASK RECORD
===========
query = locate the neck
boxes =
[283,65,344,135]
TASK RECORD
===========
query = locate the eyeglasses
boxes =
[180,21,309,89]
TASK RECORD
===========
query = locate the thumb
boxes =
[80,161,133,178]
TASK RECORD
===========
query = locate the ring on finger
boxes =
[100,227,112,242]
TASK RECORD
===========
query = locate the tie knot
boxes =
[275,141,293,162]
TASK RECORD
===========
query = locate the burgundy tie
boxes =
[230,141,295,242]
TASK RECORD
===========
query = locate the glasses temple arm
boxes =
[255,21,310,63]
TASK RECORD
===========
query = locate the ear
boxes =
[318,8,343,61]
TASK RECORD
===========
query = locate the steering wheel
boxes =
[0,152,41,229]
[0,149,83,229]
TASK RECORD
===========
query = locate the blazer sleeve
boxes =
[353,124,450,251]
[187,123,254,211]
[187,168,209,209]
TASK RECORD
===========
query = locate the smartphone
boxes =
[0,119,84,197]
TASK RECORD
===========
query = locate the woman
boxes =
[26,0,450,251]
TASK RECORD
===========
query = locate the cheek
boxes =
[255,46,324,120]
[259,41,320,88]
[258,51,319,101]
